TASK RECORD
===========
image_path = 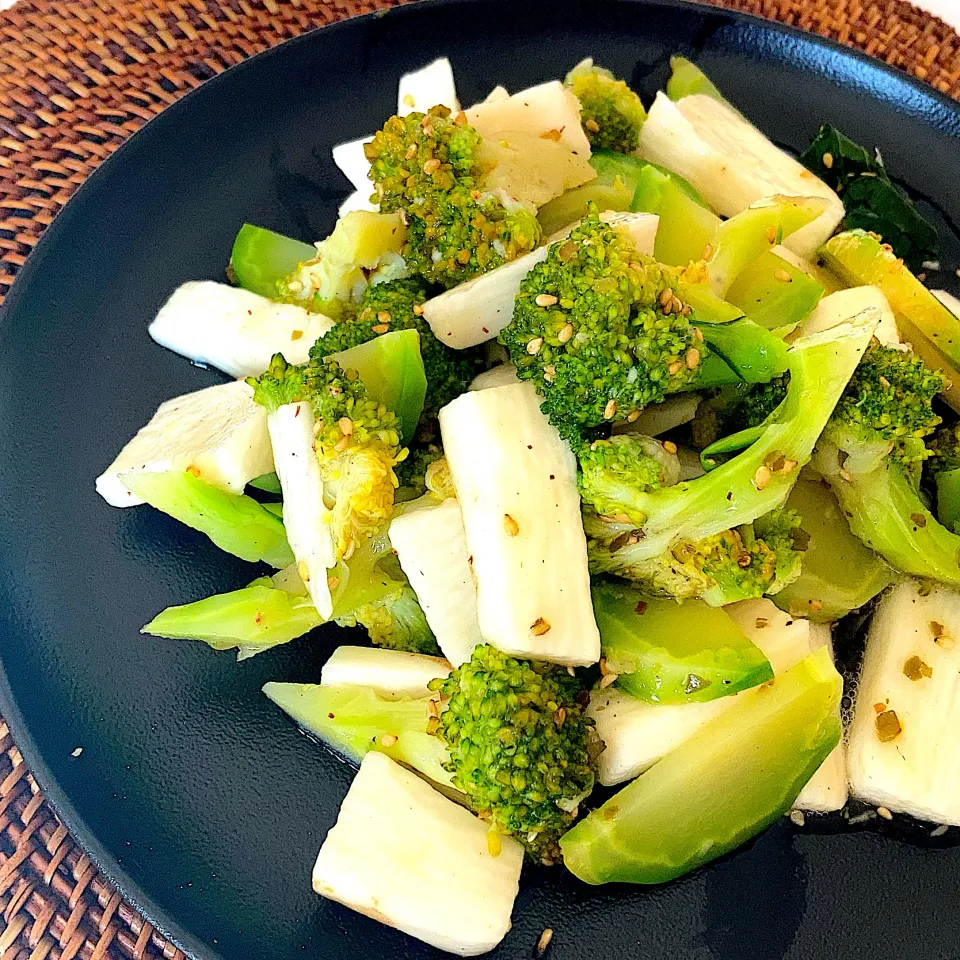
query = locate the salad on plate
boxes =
[96,53,960,956]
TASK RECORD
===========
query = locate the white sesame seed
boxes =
[557,322,574,343]
[603,399,618,419]
[535,293,558,307]
[527,337,544,355]
[877,806,893,820]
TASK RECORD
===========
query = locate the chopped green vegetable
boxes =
[229,223,316,299]
[773,473,893,622]
[928,426,960,531]
[665,55,729,105]
[560,646,842,884]
[143,575,322,657]
[263,682,452,787]
[801,125,939,269]
[726,251,824,335]
[593,586,773,703]
[330,329,427,444]
[119,470,294,568]
[565,60,646,154]
[248,472,282,495]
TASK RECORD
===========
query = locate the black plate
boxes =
[1,1,960,958]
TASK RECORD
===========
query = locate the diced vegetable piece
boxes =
[329,330,427,443]
[249,472,281,494]
[726,251,824,335]
[311,752,522,956]
[638,93,844,258]
[333,136,373,193]
[847,582,960,824]
[389,498,484,667]
[469,364,520,391]
[936,468,960,532]
[421,212,657,350]
[537,177,634,236]
[691,316,789,383]
[148,281,333,378]
[706,197,826,298]
[320,646,451,698]
[665,56,728,104]
[814,435,960,586]
[611,394,700,438]
[439,382,600,665]
[466,80,591,158]
[773,473,893,622]
[142,571,321,657]
[633,165,721,266]
[267,401,336,618]
[339,190,377,217]
[794,624,848,813]
[264,682,453,787]
[561,646,842,884]
[595,587,772,703]
[119,470,293,567]
[821,230,960,410]
[771,244,843,294]
[96,380,273,508]
[397,57,458,116]
[797,284,902,349]
[590,597,818,786]
[229,224,316,299]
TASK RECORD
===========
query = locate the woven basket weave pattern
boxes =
[0,0,957,956]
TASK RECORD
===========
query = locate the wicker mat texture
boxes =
[0,0,957,956]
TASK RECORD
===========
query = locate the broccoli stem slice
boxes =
[229,223,316,299]
[618,308,877,561]
[262,682,454,789]
[119,469,294,568]
[142,576,322,657]
[936,469,960,533]
[665,56,730,106]
[814,438,960,586]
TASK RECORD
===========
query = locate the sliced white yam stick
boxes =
[267,401,335,619]
[389,498,484,668]
[611,394,701,438]
[333,136,373,193]
[847,582,960,824]
[469,364,520,391]
[934,289,960,319]
[440,382,600,666]
[338,189,378,218]
[638,92,843,259]
[797,285,902,349]
[313,752,522,957]
[149,281,333,378]
[466,80,592,159]
[321,646,451,698]
[397,57,459,116]
[96,380,272,508]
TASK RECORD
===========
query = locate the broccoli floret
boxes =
[310,278,476,417]
[565,60,646,154]
[336,580,439,656]
[365,106,542,288]
[578,434,679,523]
[429,644,597,864]
[813,343,960,584]
[822,340,944,474]
[499,210,705,443]
[928,425,960,474]
[249,354,406,558]
[691,377,790,450]
[585,509,803,606]
[395,443,445,498]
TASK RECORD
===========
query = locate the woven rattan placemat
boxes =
[0,0,957,956]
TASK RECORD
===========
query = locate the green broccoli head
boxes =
[394,443,445,498]
[364,106,541,287]
[928,425,960,475]
[824,340,944,473]
[310,278,477,417]
[336,579,439,655]
[246,353,311,413]
[584,509,803,606]
[499,210,704,443]
[430,644,597,864]
[578,434,679,524]
[565,60,646,153]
